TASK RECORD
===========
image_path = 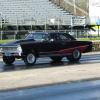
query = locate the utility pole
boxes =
[1,13,2,40]
[59,0,61,5]
[73,0,76,15]
[87,0,89,15]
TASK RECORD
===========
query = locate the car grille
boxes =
[2,47,17,52]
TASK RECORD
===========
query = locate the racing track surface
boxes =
[0,52,100,92]
[1,80,100,100]
[0,52,100,72]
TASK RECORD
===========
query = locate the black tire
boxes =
[24,52,36,66]
[50,56,63,62]
[3,56,15,65]
[67,49,81,62]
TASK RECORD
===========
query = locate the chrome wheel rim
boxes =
[73,49,80,58]
[27,54,35,63]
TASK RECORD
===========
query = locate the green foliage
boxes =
[77,38,100,41]
[0,40,13,44]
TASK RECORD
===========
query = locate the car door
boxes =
[61,33,82,54]
[52,33,67,54]
[60,33,72,54]
[38,33,66,56]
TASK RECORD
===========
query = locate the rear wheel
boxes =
[3,56,15,65]
[50,56,63,62]
[24,52,36,66]
[67,49,81,62]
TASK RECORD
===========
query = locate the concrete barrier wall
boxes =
[93,42,100,51]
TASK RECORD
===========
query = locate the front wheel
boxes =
[67,49,81,62]
[24,52,36,66]
[3,56,15,65]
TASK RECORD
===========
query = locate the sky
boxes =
[89,0,100,17]
[89,0,100,24]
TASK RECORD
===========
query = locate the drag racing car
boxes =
[0,32,93,66]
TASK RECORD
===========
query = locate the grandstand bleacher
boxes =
[0,0,88,27]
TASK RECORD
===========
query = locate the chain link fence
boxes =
[0,29,95,40]
[1,29,100,51]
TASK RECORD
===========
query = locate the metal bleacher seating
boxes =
[0,0,87,26]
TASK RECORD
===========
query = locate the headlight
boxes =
[17,45,22,52]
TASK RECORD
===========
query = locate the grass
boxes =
[0,40,13,44]
[77,38,100,41]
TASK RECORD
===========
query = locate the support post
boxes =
[1,30,2,41]
[58,18,60,32]
[71,16,73,35]
[98,25,99,37]
[59,0,60,5]
[73,0,76,15]
[45,17,47,32]
[14,31,16,40]
[16,17,18,40]
[76,30,77,38]
[30,17,32,30]
[1,14,2,40]
[22,13,24,22]
[34,14,36,25]
[87,31,88,38]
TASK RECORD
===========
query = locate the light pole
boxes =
[73,0,76,15]
[59,0,60,5]
[1,13,2,40]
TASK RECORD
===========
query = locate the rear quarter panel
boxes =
[66,40,92,53]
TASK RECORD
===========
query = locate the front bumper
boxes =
[0,51,23,57]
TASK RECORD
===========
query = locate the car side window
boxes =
[56,34,62,41]
[61,34,70,40]
[46,33,70,41]
[50,34,56,41]
[46,34,56,41]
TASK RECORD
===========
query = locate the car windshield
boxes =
[26,33,47,41]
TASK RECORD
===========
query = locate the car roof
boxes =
[29,32,76,40]
[31,32,68,34]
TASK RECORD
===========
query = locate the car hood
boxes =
[1,39,35,46]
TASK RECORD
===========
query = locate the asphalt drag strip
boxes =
[0,52,100,92]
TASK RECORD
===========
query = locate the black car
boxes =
[0,32,93,66]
